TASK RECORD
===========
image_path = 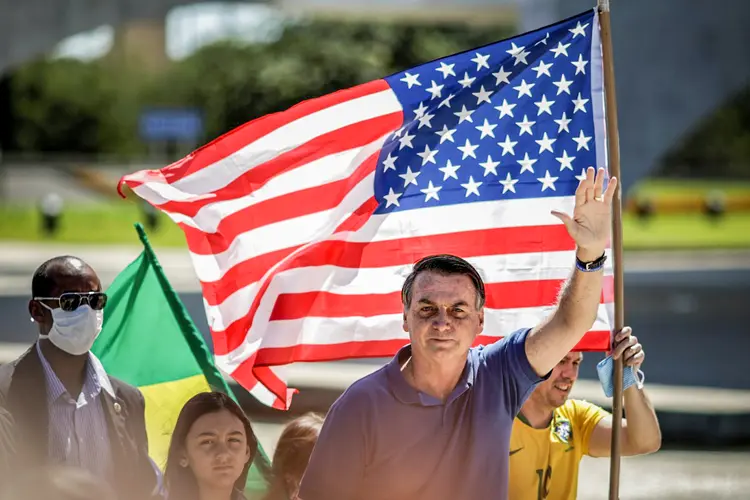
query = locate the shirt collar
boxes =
[385,344,477,406]
[36,342,115,401]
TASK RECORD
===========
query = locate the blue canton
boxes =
[375,10,600,214]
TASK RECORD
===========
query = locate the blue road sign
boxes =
[139,108,203,142]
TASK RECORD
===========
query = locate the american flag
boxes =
[119,9,614,409]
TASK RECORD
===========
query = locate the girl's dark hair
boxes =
[164,391,266,500]
[263,413,325,500]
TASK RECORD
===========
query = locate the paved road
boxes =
[253,419,750,499]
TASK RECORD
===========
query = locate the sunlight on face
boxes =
[537,352,583,408]
[184,409,251,491]
[403,272,484,362]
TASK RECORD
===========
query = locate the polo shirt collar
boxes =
[386,344,477,406]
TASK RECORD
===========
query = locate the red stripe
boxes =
[235,330,611,370]
[269,276,614,321]
[274,275,613,320]
[183,152,379,257]
[209,225,577,354]
[201,224,575,308]
[154,80,391,185]
[157,112,400,219]
[234,330,611,408]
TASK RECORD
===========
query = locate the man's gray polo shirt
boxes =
[299,327,546,500]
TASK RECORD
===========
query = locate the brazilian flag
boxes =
[92,223,269,497]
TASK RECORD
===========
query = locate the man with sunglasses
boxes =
[0,256,161,499]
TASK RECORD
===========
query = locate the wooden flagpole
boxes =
[597,0,625,500]
[596,1,625,499]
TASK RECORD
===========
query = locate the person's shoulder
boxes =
[473,327,532,360]
[324,363,392,423]
[0,345,36,399]
[557,399,605,422]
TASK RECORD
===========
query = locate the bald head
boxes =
[31,256,99,299]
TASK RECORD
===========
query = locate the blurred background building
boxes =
[1,1,749,498]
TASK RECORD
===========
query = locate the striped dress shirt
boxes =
[36,342,114,482]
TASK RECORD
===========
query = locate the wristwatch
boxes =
[575,252,607,272]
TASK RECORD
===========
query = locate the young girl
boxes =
[164,392,262,500]
[263,413,324,500]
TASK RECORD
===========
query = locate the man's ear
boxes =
[28,300,45,324]
[477,309,485,336]
[402,310,409,333]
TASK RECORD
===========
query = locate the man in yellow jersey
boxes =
[508,326,661,500]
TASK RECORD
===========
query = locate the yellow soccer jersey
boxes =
[508,399,610,500]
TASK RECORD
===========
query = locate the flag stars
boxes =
[573,130,592,151]
[573,92,589,113]
[458,139,479,159]
[417,112,435,129]
[399,166,421,187]
[498,135,518,156]
[383,188,402,207]
[572,54,588,75]
[534,94,555,116]
[420,181,442,202]
[479,155,500,176]
[556,150,576,171]
[537,170,559,191]
[400,72,420,89]
[458,72,476,88]
[506,43,530,66]
[439,159,461,180]
[569,21,590,38]
[553,74,573,95]
[495,99,516,119]
[551,41,571,58]
[535,132,557,154]
[472,86,493,105]
[471,52,490,70]
[555,112,572,133]
[493,66,512,86]
[436,62,456,79]
[517,153,538,174]
[516,114,536,136]
[476,119,498,139]
[398,131,415,150]
[513,79,535,98]
[426,80,444,100]
[435,124,456,144]
[534,32,550,46]
[532,60,553,78]
[500,172,519,193]
[461,176,483,197]
[454,105,475,124]
[382,153,398,172]
[417,144,438,166]
[413,101,428,119]
[439,93,455,109]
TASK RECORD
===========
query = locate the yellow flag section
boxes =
[92,223,269,495]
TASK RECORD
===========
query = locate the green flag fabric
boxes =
[91,223,269,495]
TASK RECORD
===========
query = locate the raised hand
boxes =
[551,166,617,260]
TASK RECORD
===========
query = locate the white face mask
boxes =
[38,303,103,355]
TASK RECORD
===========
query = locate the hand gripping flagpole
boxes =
[597,1,625,499]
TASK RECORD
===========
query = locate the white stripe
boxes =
[182,148,369,233]
[130,89,401,201]
[204,249,614,332]
[189,195,578,283]
[589,11,608,175]
[215,304,613,371]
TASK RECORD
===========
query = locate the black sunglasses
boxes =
[34,292,108,312]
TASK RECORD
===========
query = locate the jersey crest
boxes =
[553,417,573,444]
